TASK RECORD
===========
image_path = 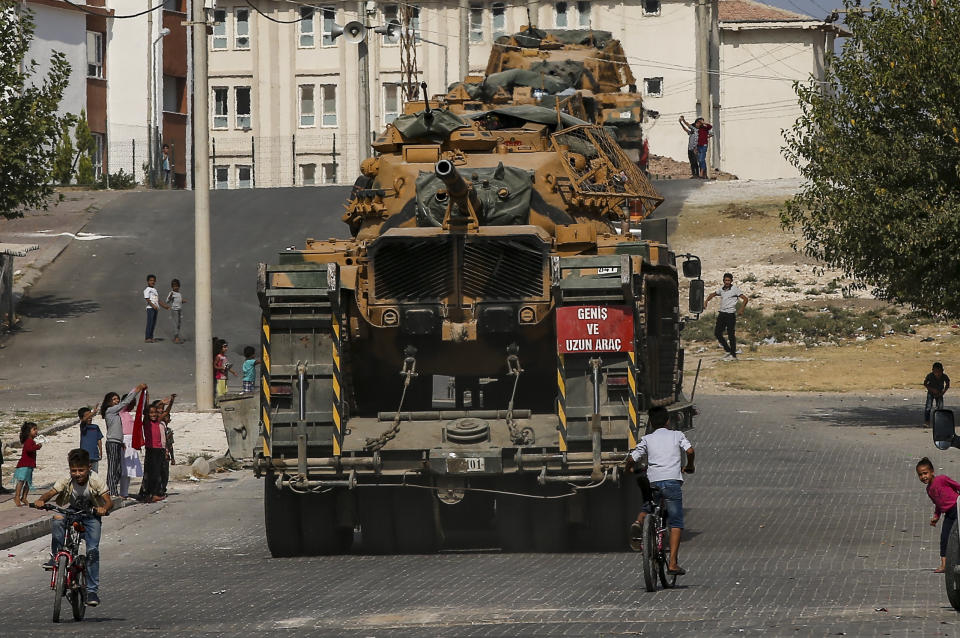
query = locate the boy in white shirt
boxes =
[142,274,168,343]
[705,272,748,360]
[626,407,695,575]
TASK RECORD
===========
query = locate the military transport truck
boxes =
[253,95,702,556]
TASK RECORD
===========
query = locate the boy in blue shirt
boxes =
[241,346,260,394]
[78,407,103,474]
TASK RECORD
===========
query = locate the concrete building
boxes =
[716,0,842,179]
[205,0,841,186]
[25,0,191,186]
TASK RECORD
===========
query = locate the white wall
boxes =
[105,10,150,179]
[27,4,86,121]
[718,23,826,179]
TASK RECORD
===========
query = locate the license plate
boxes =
[446,457,485,473]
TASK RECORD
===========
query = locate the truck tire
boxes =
[359,488,397,554]
[496,492,532,552]
[946,518,960,610]
[299,491,339,555]
[264,473,303,557]
[393,489,440,554]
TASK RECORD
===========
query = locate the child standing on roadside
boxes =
[241,346,260,394]
[13,422,41,506]
[166,279,186,344]
[214,339,238,401]
[78,406,103,473]
[917,457,960,573]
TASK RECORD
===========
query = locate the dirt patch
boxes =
[703,333,957,394]
[718,203,770,219]
[647,154,738,181]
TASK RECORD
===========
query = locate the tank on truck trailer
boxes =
[253,90,704,556]
[444,26,651,163]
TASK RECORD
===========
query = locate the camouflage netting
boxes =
[415,163,534,227]
[465,105,589,131]
[451,61,598,104]
[500,28,614,49]
[392,109,469,142]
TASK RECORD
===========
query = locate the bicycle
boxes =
[31,503,96,622]
[639,487,679,592]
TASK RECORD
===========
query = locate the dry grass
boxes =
[673,199,788,241]
[707,334,958,392]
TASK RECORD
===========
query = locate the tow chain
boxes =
[364,350,418,451]
[505,353,534,445]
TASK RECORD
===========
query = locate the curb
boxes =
[0,516,51,551]
[1,417,78,457]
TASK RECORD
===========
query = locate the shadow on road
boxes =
[798,403,922,430]
[18,294,100,319]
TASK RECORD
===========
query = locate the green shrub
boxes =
[97,168,136,190]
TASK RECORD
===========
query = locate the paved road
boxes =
[0,394,956,636]
[0,186,351,409]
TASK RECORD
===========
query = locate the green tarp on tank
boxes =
[499,28,614,49]
[464,105,590,129]
[392,109,470,142]
[458,62,598,103]
[415,163,534,227]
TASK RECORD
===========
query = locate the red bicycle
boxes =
[32,503,94,622]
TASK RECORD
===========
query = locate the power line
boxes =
[59,0,166,19]
[246,0,310,24]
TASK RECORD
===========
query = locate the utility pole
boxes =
[357,2,371,159]
[459,0,469,78]
[695,0,711,174]
[190,0,213,410]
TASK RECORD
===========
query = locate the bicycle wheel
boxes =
[657,510,678,588]
[52,556,67,623]
[641,514,657,592]
[71,568,87,620]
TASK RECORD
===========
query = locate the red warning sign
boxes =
[556,305,634,354]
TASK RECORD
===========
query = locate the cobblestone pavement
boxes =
[1,394,959,636]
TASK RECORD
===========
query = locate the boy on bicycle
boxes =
[34,448,112,607]
[625,407,695,576]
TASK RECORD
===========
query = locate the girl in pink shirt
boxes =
[917,457,960,572]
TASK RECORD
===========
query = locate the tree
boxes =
[782,0,960,316]
[0,1,72,218]
[51,119,75,184]
[75,109,94,185]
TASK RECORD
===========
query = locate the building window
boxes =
[382,5,399,45]
[470,3,485,43]
[554,2,568,27]
[212,9,227,49]
[322,163,337,184]
[642,0,661,16]
[163,0,185,13]
[409,7,421,42]
[235,9,250,49]
[644,77,663,97]
[213,87,228,128]
[235,87,251,129]
[300,163,316,185]
[577,1,591,26]
[492,2,506,40]
[299,85,315,127]
[299,7,315,47]
[321,7,337,46]
[92,133,104,180]
[383,83,400,124]
[237,165,252,188]
[86,31,103,78]
[321,84,337,126]
[214,166,229,189]
[163,75,185,113]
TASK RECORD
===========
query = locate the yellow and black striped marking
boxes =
[331,299,344,457]
[627,351,639,448]
[557,353,567,452]
[260,315,271,458]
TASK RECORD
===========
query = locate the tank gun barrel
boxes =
[435,160,482,220]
